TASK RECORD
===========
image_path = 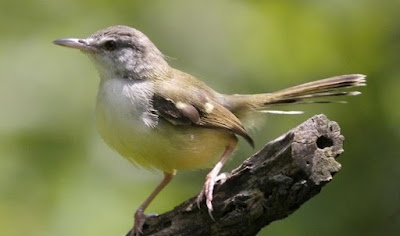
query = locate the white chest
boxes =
[95,78,158,148]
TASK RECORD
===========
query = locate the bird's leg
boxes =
[131,170,176,236]
[197,137,238,220]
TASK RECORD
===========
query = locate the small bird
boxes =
[53,25,366,235]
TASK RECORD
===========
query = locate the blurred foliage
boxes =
[0,0,399,235]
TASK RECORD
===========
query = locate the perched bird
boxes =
[53,25,366,235]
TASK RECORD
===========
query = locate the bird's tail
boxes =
[227,74,366,115]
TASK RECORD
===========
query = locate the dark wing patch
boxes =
[152,94,254,147]
[176,102,201,124]
[153,94,200,125]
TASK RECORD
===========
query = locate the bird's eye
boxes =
[103,40,117,51]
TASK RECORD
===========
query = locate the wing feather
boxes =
[152,93,254,147]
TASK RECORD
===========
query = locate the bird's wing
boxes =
[152,92,254,147]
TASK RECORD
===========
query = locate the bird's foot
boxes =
[196,172,228,221]
[130,209,158,236]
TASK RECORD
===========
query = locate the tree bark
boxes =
[126,114,345,236]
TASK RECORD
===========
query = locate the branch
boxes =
[126,114,344,236]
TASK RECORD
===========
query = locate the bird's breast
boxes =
[96,78,157,130]
[96,78,157,155]
[95,78,232,172]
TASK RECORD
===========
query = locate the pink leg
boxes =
[197,138,238,220]
[131,170,176,236]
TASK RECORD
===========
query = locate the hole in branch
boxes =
[316,136,333,149]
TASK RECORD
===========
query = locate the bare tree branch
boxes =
[126,114,344,236]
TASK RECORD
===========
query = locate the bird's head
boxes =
[54,25,169,80]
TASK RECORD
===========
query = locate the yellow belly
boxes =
[96,102,232,172]
[97,118,231,172]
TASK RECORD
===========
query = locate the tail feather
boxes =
[266,91,361,105]
[226,74,366,116]
[259,110,304,115]
[262,74,366,106]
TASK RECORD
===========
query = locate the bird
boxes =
[53,25,366,235]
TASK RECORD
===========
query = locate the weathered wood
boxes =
[126,114,344,236]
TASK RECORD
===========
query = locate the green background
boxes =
[1,0,399,235]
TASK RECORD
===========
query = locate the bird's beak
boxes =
[53,38,98,53]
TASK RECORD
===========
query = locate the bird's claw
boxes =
[130,210,158,236]
[196,174,217,221]
[196,188,205,209]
